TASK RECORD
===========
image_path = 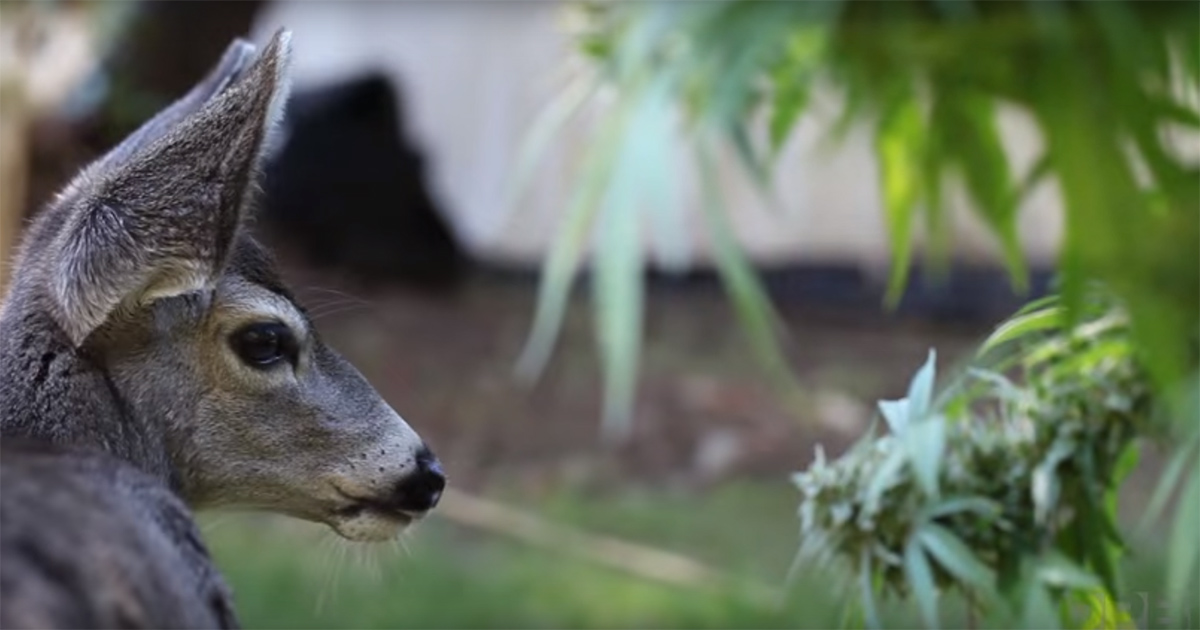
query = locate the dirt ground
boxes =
[265,241,993,496]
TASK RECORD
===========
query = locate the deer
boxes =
[1,439,241,628]
[0,30,445,627]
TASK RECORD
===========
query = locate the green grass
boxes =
[203,480,1179,629]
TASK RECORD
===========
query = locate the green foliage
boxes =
[511,2,1199,625]
[793,297,1159,628]
[514,0,1199,437]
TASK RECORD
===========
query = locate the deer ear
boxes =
[88,37,260,173]
[49,29,292,346]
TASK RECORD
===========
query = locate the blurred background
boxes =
[0,1,1188,628]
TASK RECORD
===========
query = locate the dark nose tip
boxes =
[392,446,446,512]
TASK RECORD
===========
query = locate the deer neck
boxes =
[0,289,176,490]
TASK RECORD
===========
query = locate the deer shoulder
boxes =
[0,440,238,629]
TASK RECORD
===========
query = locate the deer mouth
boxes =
[333,498,415,525]
[328,489,421,541]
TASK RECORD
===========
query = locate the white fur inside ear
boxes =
[136,260,214,306]
[259,30,294,162]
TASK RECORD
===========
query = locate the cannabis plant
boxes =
[512,1,1199,626]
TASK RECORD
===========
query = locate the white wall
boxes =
[252,0,1065,270]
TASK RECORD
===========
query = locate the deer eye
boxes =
[231,322,296,368]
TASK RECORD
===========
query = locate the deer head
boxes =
[0,30,444,543]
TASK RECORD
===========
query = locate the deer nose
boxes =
[392,446,445,512]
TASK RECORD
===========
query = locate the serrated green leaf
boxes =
[1014,294,1063,318]
[859,550,882,630]
[1142,428,1199,530]
[592,193,643,444]
[905,534,940,629]
[965,368,1022,402]
[878,399,910,435]
[920,497,1002,522]
[1167,462,1200,608]
[769,82,808,154]
[978,306,1064,357]
[768,71,813,155]
[1029,38,1144,343]
[1074,480,1122,600]
[1176,28,1200,90]
[907,349,937,420]
[696,137,796,391]
[864,448,907,515]
[941,91,1028,292]
[905,417,946,499]
[876,96,925,307]
[919,523,996,595]
[1033,439,1074,526]
[1014,153,1053,205]
[502,74,597,224]
[515,109,624,382]
[1035,552,1102,590]
[838,593,864,630]
[1111,441,1140,487]
[768,23,832,154]
[591,74,680,442]
[1021,580,1060,630]
[643,123,688,272]
[726,122,778,204]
